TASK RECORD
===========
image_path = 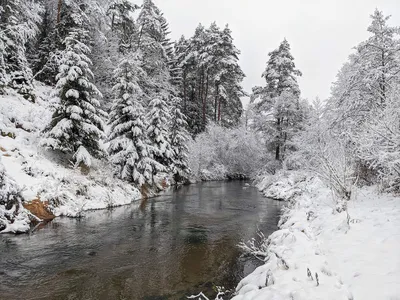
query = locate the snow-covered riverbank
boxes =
[234,173,400,300]
[0,87,142,233]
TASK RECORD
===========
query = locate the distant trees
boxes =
[188,123,265,181]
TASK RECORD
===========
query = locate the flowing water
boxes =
[0,181,282,300]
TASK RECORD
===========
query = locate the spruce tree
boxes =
[252,39,303,161]
[0,0,41,99]
[146,97,174,169]
[41,29,106,168]
[137,0,174,99]
[108,55,164,186]
[170,99,191,183]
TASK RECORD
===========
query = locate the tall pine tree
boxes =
[252,39,304,161]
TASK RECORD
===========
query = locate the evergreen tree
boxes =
[137,0,174,100]
[0,0,42,98]
[175,23,245,135]
[252,39,304,161]
[41,29,106,168]
[108,55,163,186]
[146,97,174,169]
[170,99,191,183]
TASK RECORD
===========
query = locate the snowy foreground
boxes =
[0,86,142,233]
[233,173,400,300]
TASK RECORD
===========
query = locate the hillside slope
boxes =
[0,85,141,233]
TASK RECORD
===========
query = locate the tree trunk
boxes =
[183,71,187,114]
[57,0,62,24]
[201,68,206,128]
[380,49,386,105]
[214,83,219,121]
[218,98,222,124]
[275,117,281,161]
[204,74,209,121]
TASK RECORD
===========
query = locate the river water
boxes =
[0,181,281,300]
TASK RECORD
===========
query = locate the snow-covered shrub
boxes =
[355,88,400,192]
[290,111,356,200]
[0,157,30,233]
[188,123,264,181]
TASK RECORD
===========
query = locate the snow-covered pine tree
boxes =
[146,97,174,169]
[137,0,174,100]
[108,55,164,187]
[209,24,245,127]
[252,39,304,161]
[41,29,106,169]
[0,0,42,99]
[170,98,191,183]
[174,33,204,135]
[175,23,245,135]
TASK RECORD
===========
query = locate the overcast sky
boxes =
[153,0,399,104]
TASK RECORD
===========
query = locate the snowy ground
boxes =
[0,85,143,233]
[234,172,400,300]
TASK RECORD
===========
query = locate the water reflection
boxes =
[0,181,282,300]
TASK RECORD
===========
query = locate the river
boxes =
[0,181,282,300]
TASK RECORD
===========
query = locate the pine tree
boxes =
[41,29,106,168]
[252,39,303,161]
[170,99,191,183]
[175,23,245,135]
[137,0,174,99]
[108,55,164,186]
[146,97,174,169]
[0,0,42,99]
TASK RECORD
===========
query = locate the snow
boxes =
[0,84,142,232]
[234,172,400,300]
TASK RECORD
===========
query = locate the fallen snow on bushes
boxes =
[234,173,400,300]
[0,86,141,232]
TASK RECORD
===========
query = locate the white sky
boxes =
[153,0,400,104]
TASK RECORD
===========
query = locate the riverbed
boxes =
[0,181,281,300]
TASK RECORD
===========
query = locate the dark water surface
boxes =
[0,181,281,300]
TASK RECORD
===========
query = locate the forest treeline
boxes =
[1,1,400,198]
[0,0,246,187]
